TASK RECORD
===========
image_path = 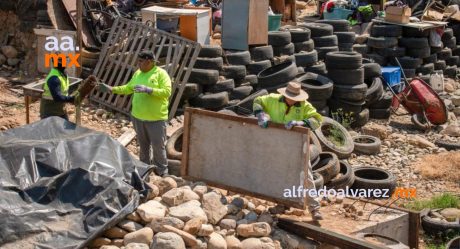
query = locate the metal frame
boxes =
[181,107,311,209]
[89,17,201,120]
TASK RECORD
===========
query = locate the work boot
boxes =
[311,210,323,220]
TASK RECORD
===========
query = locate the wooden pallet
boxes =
[89,17,201,120]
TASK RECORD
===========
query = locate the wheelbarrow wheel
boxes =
[411,114,431,131]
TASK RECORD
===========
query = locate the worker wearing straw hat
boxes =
[253,81,323,220]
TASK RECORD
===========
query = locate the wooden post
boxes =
[76,0,83,77]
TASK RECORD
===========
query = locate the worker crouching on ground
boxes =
[40,58,81,120]
[253,81,324,220]
[98,50,172,176]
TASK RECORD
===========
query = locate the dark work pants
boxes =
[132,117,168,174]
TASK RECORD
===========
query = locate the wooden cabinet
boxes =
[141,6,212,44]
[221,0,269,51]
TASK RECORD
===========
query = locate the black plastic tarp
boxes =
[0,117,150,249]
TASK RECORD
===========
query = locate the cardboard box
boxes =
[385,6,411,24]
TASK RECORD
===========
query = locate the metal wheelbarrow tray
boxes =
[390,77,448,125]
[386,57,448,127]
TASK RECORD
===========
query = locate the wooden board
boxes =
[372,18,447,30]
[182,108,313,208]
[117,128,136,147]
[248,0,269,45]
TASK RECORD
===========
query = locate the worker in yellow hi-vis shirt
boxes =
[253,81,323,220]
[98,50,171,176]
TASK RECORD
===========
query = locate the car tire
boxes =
[250,45,274,62]
[314,117,354,159]
[353,135,381,155]
[326,161,355,190]
[296,72,333,100]
[312,152,340,183]
[258,61,297,87]
[351,167,397,196]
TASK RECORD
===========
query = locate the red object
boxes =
[391,78,448,125]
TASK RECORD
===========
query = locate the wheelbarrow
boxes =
[384,58,448,129]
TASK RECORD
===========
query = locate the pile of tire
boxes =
[300,22,338,62]
[366,24,402,67]
[396,27,434,79]
[187,45,257,111]
[317,20,354,52]
[364,23,459,80]
[361,58,392,119]
[267,30,295,57]
[278,25,321,76]
[325,51,369,128]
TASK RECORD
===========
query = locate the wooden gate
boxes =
[90,17,201,120]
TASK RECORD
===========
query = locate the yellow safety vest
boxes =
[42,68,69,100]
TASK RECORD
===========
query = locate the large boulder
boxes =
[169,200,208,223]
[123,227,154,246]
[151,232,186,249]
[236,222,271,237]
[202,192,228,225]
[136,200,167,222]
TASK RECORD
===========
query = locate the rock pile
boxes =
[88,175,319,249]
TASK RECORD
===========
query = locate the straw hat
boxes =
[277,82,309,102]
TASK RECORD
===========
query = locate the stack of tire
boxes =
[362,59,392,119]
[439,28,459,78]
[187,45,230,110]
[316,20,354,52]
[267,30,295,57]
[187,45,257,110]
[222,50,255,102]
[300,22,338,62]
[397,27,435,79]
[326,51,369,128]
[295,72,333,116]
[278,25,319,75]
[366,24,402,67]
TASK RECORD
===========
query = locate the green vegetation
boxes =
[404,193,460,249]
[327,109,354,147]
[327,125,345,147]
[331,108,354,129]
[403,193,460,211]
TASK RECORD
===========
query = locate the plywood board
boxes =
[221,0,249,50]
[182,108,311,208]
[248,0,268,45]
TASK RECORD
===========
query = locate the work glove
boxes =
[305,118,321,130]
[98,83,112,93]
[285,120,305,130]
[134,85,153,94]
[256,112,270,128]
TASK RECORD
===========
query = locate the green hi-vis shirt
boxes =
[253,93,322,125]
[112,66,171,121]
